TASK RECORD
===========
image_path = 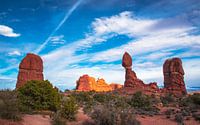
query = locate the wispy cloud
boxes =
[41,11,200,89]
[50,35,65,45]
[0,25,20,37]
[8,50,21,56]
[35,0,84,54]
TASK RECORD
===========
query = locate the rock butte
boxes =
[16,53,44,88]
[163,58,187,95]
[76,74,123,92]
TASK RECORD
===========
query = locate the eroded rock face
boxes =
[110,83,123,90]
[163,58,187,95]
[16,53,44,88]
[76,75,122,92]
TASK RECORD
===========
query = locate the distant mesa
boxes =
[76,74,123,92]
[16,53,44,88]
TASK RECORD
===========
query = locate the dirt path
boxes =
[67,108,92,125]
[21,115,51,125]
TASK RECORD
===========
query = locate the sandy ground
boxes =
[137,115,200,125]
[0,108,199,125]
[67,108,92,125]
[21,115,51,125]
[0,115,51,125]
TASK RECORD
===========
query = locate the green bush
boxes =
[190,93,200,105]
[175,114,184,124]
[51,111,66,125]
[71,92,92,104]
[160,94,175,106]
[0,90,21,121]
[60,96,78,120]
[128,92,151,109]
[17,80,61,112]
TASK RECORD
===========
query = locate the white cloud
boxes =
[8,50,21,56]
[40,11,200,89]
[0,25,20,37]
[50,35,65,45]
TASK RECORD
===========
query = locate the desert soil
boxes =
[0,108,199,125]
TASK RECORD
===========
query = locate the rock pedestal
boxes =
[122,52,145,87]
[16,53,44,88]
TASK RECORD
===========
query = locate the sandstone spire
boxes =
[16,53,44,88]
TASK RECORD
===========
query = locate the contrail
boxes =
[35,0,83,54]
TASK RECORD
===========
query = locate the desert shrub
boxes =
[190,93,200,105]
[17,80,61,112]
[93,93,107,103]
[0,90,21,121]
[82,120,95,125]
[112,96,130,109]
[60,96,78,120]
[93,93,116,103]
[91,105,140,125]
[175,114,184,125]
[128,92,152,109]
[71,92,92,104]
[160,94,175,106]
[165,109,175,116]
[51,111,66,125]
[192,113,200,122]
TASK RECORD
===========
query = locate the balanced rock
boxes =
[76,74,122,92]
[122,52,145,87]
[163,58,187,95]
[16,53,44,88]
[122,52,132,68]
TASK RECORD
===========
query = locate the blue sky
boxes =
[0,0,200,91]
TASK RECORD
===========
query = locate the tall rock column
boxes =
[163,58,187,95]
[122,52,144,87]
[16,53,44,88]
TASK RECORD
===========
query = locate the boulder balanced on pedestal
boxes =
[122,52,145,87]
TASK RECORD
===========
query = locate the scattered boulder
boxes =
[76,75,122,92]
[16,53,44,88]
[163,58,187,95]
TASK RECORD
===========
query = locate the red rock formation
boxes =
[16,53,44,88]
[76,75,122,92]
[122,52,146,87]
[110,83,123,90]
[121,52,160,95]
[163,58,187,95]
